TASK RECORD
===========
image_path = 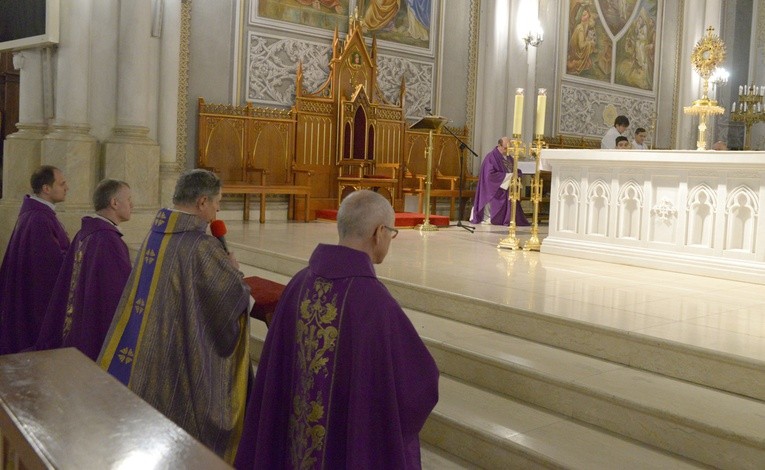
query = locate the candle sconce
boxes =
[731,84,765,150]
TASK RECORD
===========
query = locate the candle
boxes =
[535,89,547,136]
[740,85,744,95]
[732,102,736,113]
[512,88,524,136]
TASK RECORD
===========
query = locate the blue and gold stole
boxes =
[98,209,178,385]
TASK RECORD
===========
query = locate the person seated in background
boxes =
[0,165,70,355]
[36,179,134,361]
[616,135,630,149]
[712,140,728,151]
[234,190,439,469]
[469,136,530,226]
[601,115,630,149]
[632,127,648,149]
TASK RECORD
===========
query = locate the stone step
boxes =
[424,375,705,470]
[408,308,765,469]
[234,245,765,403]
[248,319,702,469]
[239,262,765,468]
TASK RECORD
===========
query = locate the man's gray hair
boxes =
[337,190,394,240]
[172,169,221,205]
[93,179,130,211]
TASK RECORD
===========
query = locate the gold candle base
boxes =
[416,222,439,232]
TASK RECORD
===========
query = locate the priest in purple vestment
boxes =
[234,190,439,470]
[470,137,530,226]
[36,179,133,361]
[97,169,252,463]
[0,166,70,355]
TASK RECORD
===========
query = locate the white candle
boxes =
[535,89,547,137]
[740,85,744,95]
[732,102,736,113]
[513,88,524,136]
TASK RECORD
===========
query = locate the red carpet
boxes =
[316,209,450,227]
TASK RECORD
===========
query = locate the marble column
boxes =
[42,0,99,211]
[158,0,183,207]
[2,50,47,201]
[474,0,511,173]
[103,0,161,210]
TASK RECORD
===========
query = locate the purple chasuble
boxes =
[0,196,70,354]
[234,244,440,470]
[97,209,251,463]
[470,147,530,226]
[36,216,132,360]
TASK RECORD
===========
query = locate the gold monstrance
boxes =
[683,26,726,150]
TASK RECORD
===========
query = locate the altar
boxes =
[541,149,765,284]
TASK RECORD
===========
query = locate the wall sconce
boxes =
[710,67,729,87]
[522,25,544,50]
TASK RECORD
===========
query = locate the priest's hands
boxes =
[227,252,240,270]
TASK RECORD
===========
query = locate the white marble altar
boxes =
[542,149,765,284]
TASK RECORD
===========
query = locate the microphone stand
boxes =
[439,123,477,233]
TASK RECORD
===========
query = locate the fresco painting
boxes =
[566,0,659,92]
[615,1,657,90]
[566,0,611,82]
[255,0,433,50]
[358,0,432,49]
[257,0,351,33]
[599,0,638,36]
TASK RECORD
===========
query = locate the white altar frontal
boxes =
[541,149,765,284]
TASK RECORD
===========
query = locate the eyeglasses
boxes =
[383,225,399,239]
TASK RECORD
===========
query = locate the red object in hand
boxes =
[210,219,227,238]
[210,219,229,253]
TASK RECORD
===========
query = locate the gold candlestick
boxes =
[523,135,547,251]
[498,136,524,250]
[731,85,765,150]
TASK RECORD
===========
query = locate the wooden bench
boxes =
[222,182,311,223]
[0,348,229,469]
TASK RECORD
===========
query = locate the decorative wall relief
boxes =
[376,54,433,118]
[559,83,655,136]
[246,33,433,118]
[246,33,332,105]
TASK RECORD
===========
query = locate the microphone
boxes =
[210,219,229,253]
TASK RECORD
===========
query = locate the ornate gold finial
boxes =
[691,26,726,83]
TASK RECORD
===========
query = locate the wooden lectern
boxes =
[410,116,447,231]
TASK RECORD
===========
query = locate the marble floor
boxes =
[228,219,765,365]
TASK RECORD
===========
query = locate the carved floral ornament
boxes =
[690,26,726,80]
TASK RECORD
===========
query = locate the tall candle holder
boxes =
[523,135,547,251]
[497,135,524,250]
[731,85,765,150]
[682,26,726,151]
[498,88,547,251]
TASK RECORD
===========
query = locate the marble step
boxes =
[409,308,765,469]
[247,321,701,470]
[234,245,765,403]
[423,375,705,470]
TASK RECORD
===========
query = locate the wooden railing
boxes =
[0,348,230,469]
